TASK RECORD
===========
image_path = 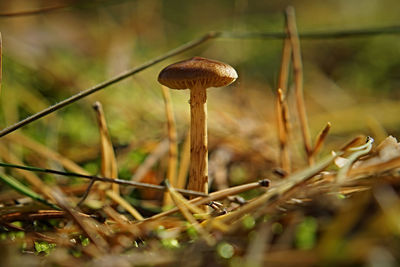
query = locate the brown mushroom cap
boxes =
[158,57,238,90]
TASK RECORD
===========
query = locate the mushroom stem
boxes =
[188,84,208,195]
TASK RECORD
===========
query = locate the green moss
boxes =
[295,217,318,250]
[34,241,56,255]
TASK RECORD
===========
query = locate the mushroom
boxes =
[158,57,237,194]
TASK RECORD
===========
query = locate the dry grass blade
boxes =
[312,122,331,157]
[165,184,229,232]
[340,135,365,151]
[349,156,400,177]
[276,88,291,174]
[337,137,374,182]
[276,21,292,174]
[50,188,109,254]
[215,152,341,227]
[286,6,313,165]
[145,179,269,221]
[0,210,64,223]
[103,205,129,224]
[166,183,216,246]
[105,190,143,221]
[93,101,119,194]
[161,86,178,207]
[0,209,94,223]
[277,30,292,92]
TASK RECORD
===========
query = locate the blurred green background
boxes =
[0,0,399,171]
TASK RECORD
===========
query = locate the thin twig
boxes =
[0,32,219,138]
[0,161,207,197]
[286,6,313,165]
[220,25,400,39]
[76,179,96,207]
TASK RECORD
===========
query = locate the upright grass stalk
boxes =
[276,89,291,174]
[93,102,119,195]
[276,21,292,174]
[286,6,313,165]
[160,86,178,207]
[277,28,292,91]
